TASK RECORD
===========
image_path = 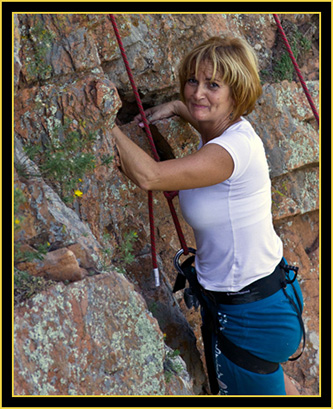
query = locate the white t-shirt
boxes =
[179,118,283,292]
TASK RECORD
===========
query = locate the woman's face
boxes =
[183,61,234,126]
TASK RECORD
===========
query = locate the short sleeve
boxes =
[206,129,253,180]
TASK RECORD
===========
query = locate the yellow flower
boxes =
[14,219,20,225]
[74,190,83,197]
[78,178,82,182]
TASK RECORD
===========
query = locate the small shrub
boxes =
[21,119,113,202]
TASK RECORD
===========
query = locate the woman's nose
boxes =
[193,84,205,100]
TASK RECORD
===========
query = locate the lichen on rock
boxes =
[14,272,167,396]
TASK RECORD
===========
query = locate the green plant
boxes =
[273,29,312,82]
[14,187,26,230]
[25,128,95,201]
[26,20,56,81]
[273,52,295,82]
[164,349,184,383]
[119,231,138,265]
[21,119,113,203]
[99,231,139,274]
[14,242,50,264]
[100,245,113,272]
[14,267,56,305]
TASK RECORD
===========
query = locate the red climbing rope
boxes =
[273,14,319,126]
[109,15,160,161]
[109,14,189,286]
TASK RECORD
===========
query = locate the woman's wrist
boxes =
[172,100,185,117]
[172,100,199,130]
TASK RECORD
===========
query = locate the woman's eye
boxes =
[187,78,197,85]
[209,82,219,89]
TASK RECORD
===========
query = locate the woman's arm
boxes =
[112,125,234,192]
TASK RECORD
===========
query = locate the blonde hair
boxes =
[178,36,262,120]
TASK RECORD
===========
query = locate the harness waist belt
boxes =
[202,261,284,305]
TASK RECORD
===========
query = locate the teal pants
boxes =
[202,276,303,395]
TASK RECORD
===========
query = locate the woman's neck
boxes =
[199,116,242,144]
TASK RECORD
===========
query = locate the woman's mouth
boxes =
[192,103,208,110]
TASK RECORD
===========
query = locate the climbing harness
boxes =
[173,255,305,392]
[109,14,190,287]
[273,14,319,126]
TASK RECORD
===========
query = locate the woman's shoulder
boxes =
[220,118,263,151]
[207,118,266,180]
[226,117,257,137]
[208,118,258,150]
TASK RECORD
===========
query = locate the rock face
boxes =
[14,13,319,395]
[14,271,166,395]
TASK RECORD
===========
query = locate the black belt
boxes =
[201,261,286,305]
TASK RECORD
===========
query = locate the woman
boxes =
[112,36,303,395]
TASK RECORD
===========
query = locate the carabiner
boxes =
[280,259,299,284]
[173,247,196,276]
[285,266,299,284]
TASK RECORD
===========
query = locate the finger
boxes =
[138,117,153,128]
[137,110,154,127]
[134,114,141,123]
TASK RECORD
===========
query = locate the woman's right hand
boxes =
[134,101,178,128]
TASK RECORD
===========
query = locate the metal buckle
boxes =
[173,247,196,276]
